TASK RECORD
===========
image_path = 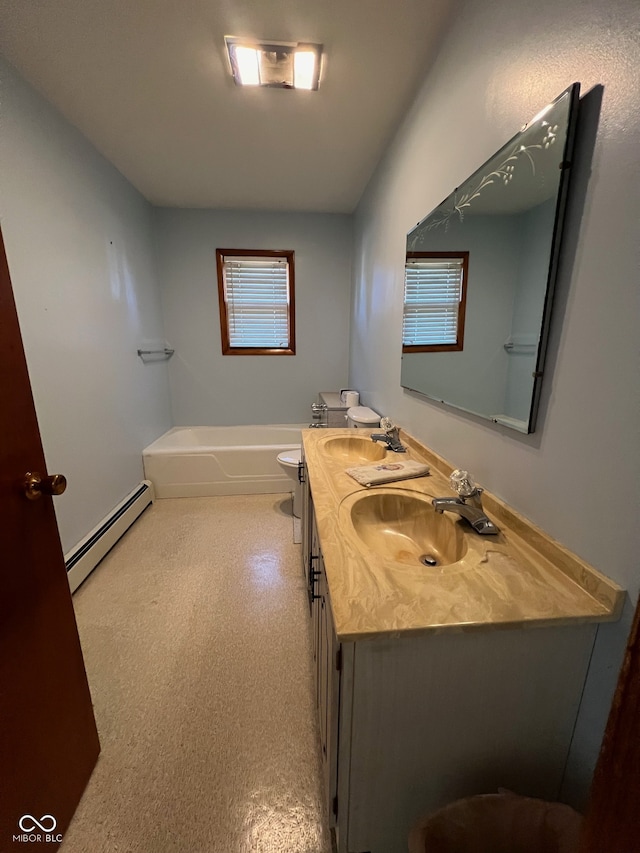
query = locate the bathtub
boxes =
[142,425,307,499]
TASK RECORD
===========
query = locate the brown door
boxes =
[0,227,100,850]
[579,592,640,852]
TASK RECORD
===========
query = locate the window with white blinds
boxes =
[216,249,295,355]
[402,252,468,352]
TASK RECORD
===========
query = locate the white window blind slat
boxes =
[403,257,465,347]
[222,256,291,348]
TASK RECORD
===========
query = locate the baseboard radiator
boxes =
[65,480,155,593]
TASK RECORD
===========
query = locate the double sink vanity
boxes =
[300,427,623,853]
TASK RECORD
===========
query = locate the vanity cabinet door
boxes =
[317,563,340,826]
[310,512,340,828]
[300,451,313,588]
[301,452,320,613]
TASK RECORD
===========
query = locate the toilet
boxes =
[278,406,380,516]
[276,448,302,518]
[346,406,381,428]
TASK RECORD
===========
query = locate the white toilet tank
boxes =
[346,406,381,428]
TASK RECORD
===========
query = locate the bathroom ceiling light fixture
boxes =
[224,37,323,90]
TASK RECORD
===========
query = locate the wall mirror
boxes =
[402,83,580,433]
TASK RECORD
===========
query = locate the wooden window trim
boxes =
[216,248,296,356]
[402,251,469,353]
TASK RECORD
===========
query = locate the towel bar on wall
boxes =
[137,347,175,360]
[503,341,536,353]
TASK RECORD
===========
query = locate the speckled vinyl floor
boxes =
[62,494,333,853]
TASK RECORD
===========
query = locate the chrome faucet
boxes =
[371,417,407,452]
[432,469,499,535]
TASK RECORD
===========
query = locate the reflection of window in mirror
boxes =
[402,251,468,352]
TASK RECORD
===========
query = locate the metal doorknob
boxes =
[24,472,67,501]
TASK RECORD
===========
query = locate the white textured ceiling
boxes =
[0,0,455,213]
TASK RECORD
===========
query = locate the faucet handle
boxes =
[450,469,477,497]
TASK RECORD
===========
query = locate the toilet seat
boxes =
[277,448,302,467]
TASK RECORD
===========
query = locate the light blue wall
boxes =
[154,208,353,426]
[350,0,640,807]
[0,58,172,553]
